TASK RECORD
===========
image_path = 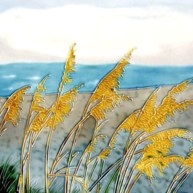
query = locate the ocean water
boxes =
[0,62,193,97]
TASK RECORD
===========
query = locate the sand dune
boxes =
[0,85,193,192]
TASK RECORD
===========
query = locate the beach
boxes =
[0,85,193,192]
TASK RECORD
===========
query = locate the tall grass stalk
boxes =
[115,132,144,192]
[119,138,141,193]
[173,169,192,193]
[126,172,141,193]
[88,159,123,191]
[166,167,192,193]
[26,132,34,193]
[19,110,34,193]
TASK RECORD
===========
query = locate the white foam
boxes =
[86,80,99,86]
[28,76,41,80]
[3,86,14,91]
[2,74,16,79]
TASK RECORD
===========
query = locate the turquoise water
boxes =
[0,63,193,97]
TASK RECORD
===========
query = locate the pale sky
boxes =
[0,0,193,65]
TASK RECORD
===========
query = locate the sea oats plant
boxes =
[0,45,193,193]
[0,86,30,136]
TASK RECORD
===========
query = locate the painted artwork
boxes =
[1,1,193,193]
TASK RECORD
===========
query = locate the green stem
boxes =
[89,159,122,191]
[104,166,119,193]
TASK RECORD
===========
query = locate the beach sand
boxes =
[0,85,193,192]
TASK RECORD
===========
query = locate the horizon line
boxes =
[1,62,193,67]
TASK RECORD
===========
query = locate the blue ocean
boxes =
[0,63,193,97]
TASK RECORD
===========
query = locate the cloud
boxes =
[0,5,193,65]
[0,39,64,64]
[1,0,193,11]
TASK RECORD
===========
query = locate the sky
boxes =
[0,0,193,65]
